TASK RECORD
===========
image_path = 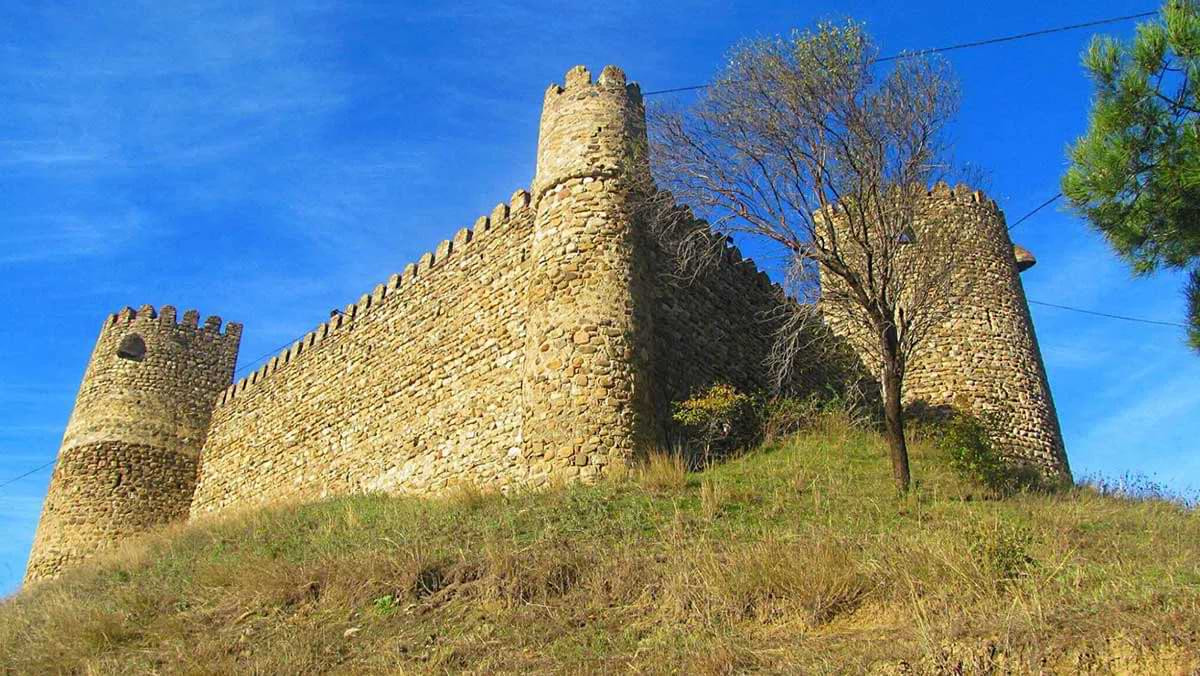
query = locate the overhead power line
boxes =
[234,310,350,377]
[1028,300,1188,328]
[0,459,56,491]
[642,9,1157,96]
[1009,193,1063,230]
[872,10,1157,63]
[235,339,299,376]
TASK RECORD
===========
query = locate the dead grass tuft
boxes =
[661,536,872,629]
[638,449,688,492]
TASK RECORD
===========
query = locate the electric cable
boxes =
[642,10,1157,96]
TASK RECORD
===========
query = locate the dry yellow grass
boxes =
[2,418,1198,674]
[638,448,689,492]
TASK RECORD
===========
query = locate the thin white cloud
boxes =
[1071,366,1200,479]
[0,143,109,168]
[1,3,347,175]
[0,209,153,265]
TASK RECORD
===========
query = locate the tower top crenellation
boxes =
[533,65,647,199]
[102,303,242,341]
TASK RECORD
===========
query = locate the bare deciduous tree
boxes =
[639,22,972,492]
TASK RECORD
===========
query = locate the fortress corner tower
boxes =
[24,306,240,582]
[908,184,1068,477]
[821,183,1069,479]
[522,65,658,480]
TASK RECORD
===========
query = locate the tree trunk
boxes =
[880,324,911,493]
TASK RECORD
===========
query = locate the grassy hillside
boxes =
[3,416,1198,674]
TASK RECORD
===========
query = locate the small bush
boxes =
[671,386,874,466]
[966,520,1037,584]
[940,413,1042,496]
[943,413,1006,491]
[672,384,762,465]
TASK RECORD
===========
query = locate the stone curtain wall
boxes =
[646,215,869,429]
[26,307,240,581]
[191,194,538,515]
[820,184,1069,478]
[648,238,783,405]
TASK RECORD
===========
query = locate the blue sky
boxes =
[1,1,1195,595]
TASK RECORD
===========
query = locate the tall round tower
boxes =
[25,305,241,582]
[521,65,657,484]
[906,183,1067,477]
[821,183,1069,479]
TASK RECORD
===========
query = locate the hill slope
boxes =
[3,418,1198,674]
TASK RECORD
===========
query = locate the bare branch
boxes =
[636,21,975,492]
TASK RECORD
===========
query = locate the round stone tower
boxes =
[907,184,1067,476]
[522,65,657,484]
[821,183,1069,479]
[25,305,241,583]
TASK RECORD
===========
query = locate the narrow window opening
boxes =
[117,334,146,361]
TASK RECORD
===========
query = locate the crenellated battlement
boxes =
[217,188,533,407]
[815,182,1002,223]
[815,182,1042,280]
[534,65,647,199]
[923,182,1043,271]
[926,181,1002,213]
[542,64,641,100]
[102,304,242,341]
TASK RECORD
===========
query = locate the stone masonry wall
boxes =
[191,194,536,515]
[649,237,784,404]
[646,212,869,440]
[26,307,240,581]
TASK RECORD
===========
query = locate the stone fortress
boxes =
[25,65,1069,583]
